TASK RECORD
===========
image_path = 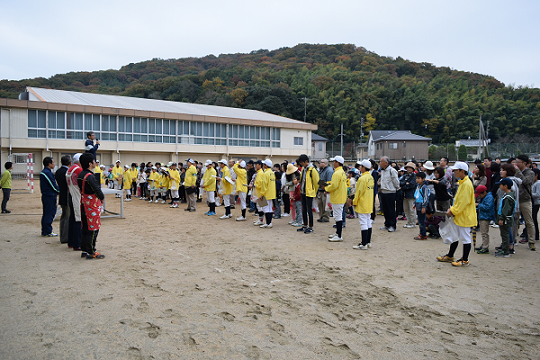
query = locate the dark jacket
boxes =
[497,191,516,226]
[400,172,417,198]
[40,168,59,197]
[77,169,104,201]
[515,168,534,203]
[85,139,99,159]
[247,167,256,184]
[433,177,451,202]
[55,165,69,206]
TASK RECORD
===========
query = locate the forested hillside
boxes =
[1,43,539,144]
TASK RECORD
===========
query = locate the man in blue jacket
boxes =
[40,157,60,237]
[475,185,495,254]
[85,131,100,160]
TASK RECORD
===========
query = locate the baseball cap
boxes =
[450,161,468,171]
[360,160,372,169]
[475,185,487,197]
[116,159,121,163]
[239,160,246,168]
[217,159,227,164]
[333,156,344,164]
[186,158,194,164]
[73,153,82,162]
[96,159,100,163]
[254,160,263,166]
[204,159,213,166]
[264,159,272,167]
[496,178,513,188]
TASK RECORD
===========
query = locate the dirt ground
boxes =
[1,181,540,360]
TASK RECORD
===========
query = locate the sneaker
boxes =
[86,252,105,259]
[328,233,338,238]
[451,258,470,267]
[161,200,166,204]
[220,214,231,219]
[273,215,281,219]
[414,235,428,240]
[42,233,59,237]
[398,216,407,221]
[474,246,483,251]
[519,239,528,244]
[204,211,210,215]
[436,255,454,263]
[490,224,499,228]
[170,204,176,208]
[1,210,11,213]
[282,213,290,217]
[529,243,536,251]
[328,235,343,242]
[148,200,153,203]
[405,224,415,228]
[388,227,396,232]
[208,212,216,216]
[288,220,296,225]
[367,242,372,248]
[236,216,246,221]
[352,244,368,250]
[254,220,264,226]
[509,248,515,254]
[262,223,273,228]
[293,222,304,227]
[494,250,510,257]
[304,227,314,234]
[317,218,330,223]
[380,226,388,231]
[377,211,384,216]
[297,226,307,232]
[477,248,490,254]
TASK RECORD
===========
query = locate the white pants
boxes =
[124,189,131,196]
[264,200,273,213]
[358,213,372,231]
[332,203,344,222]
[447,225,472,244]
[223,195,231,207]
[171,190,179,199]
[207,191,215,203]
[114,180,121,190]
[238,192,247,210]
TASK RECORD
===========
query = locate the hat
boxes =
[405,162,416,170]
[475,185,487,197]
[264,159,272,167]
[450,161,469,171]
[360,160,372,169]
[496,178,513,188]
[204,160,213,166]
[423,161,435,170]
[73,153,82,162]
[333,156,344,164]
[217,159,227,165]
[286,163,298,175]
[399,167,406,171]
[168,161,173,166]
[100,165,105,168]
[116,160,121,163]
[152,166,157,170]
[124,165,129,169]
[96,159,100,163]
[186,158,194,164]
[254,160,263,166]
[239,160,246,168]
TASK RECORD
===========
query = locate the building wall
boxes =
[312,140,327,160]
[374,140,429,161]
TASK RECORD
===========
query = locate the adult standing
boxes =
[77,153,105,259]
[296,154,320,234]
[184,158,198,211]
[316,159,334,223]
[84,131,100,159]
[233,160,248,221]
[202,160,217,216]
[515,155,536,251]
[439,157,454,195]
[40,156,59,237]
[228,159,237,209]
[379,156,399,232]
[66,154,83,250]
[246,161,256,212]
[484,157,492,190]
[112,160,123,198]
[325,156,348,242]
[400,162,417,229]
[55,155,72,244]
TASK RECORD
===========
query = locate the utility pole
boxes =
[339,123,345,157]
[359,117,365,161]
[299,97,311,122]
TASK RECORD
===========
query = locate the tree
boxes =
[428,145,437,160]
[458,144,468,161]
[231,88,248,107]
[447,144,457,161]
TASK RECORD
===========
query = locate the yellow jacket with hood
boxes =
[450,176,477,227]
[233,163,247,193]
[353,171,375,214]
[203,167,217,192]
[324,166,348,204]
[221,166,233,195]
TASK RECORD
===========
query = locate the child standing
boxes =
[289,175,303,227]
[1,162,13,213]
[495,178,516,257]
[123,165,132,201]
[148,166,160,203]
[413,172,430,240]
[475,185,495,254]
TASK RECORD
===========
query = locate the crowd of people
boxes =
[2,130,539,267]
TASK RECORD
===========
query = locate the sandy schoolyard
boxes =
[1,185,540,360]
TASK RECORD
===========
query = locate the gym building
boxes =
[0,87,317,170]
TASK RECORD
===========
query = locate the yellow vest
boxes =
[159,173,168,188]
[261,168,276,200]
[450,177,477,227]
[112,165,124,180]
[353,171,374,214]
[185,165,197,187]
[123,170,132,188]
[233,163,247,193]
[254,169,265,197]
[301,165,319,198]
[221,166,233,195]
[324,166,348,204]
[203,167,217,192]
[168,169,180,190]
[149,171,160,189]
[128,168,138,182]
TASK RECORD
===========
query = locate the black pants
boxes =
[2,188,10,211]
[533,204,539,241]
[301,194,314,228]
[41,195,57,236]
[380,192,396,229]
[81,205,99,255]
[68,195,82,249]
[282,193,290,214]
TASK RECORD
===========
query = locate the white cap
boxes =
[239,160,246,168]
[264,159,272,167]
[152,166,157,170]
[423,160,435,170]
[100,165,105,168]
[218,159,227,165]
[168,161,173,166]
[360,160,372,169]
[450,161,469,171]
[73,153,82,162]
[96,159,100,163]
[204,159,213,166]
[334,156,345,164]
[186,158,194,164]
[116,159,121,163]
[356,160,363,165]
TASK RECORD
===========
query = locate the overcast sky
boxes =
[1,0,538,88]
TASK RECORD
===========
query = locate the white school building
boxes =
[0,87,317,170]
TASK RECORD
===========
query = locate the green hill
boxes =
[1,43,539,143]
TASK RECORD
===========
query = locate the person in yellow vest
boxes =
[128,163,139,197]
[94,161,104,186]
[168,163,181,208]
[217,159,234,219]
[352,160,375,250]
[253,160,266,226]
[159,167,169,204]
[325,156,348,242]
[112,160,124,198]
[258,159,276,228]
[147,166,160,203]
[296,154,320,234]
[233,160,248,221]
[123,165,133,201]
[184,158,198,212]
[202,160,217,216]
[437,161,477,267]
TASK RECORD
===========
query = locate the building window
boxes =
[389,143,398,149]
[27,110,46,138]
[402,142,406,148]
[294,137,303,146]
[318,142,322,151]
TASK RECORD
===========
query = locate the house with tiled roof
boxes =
[369,130,431,161]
